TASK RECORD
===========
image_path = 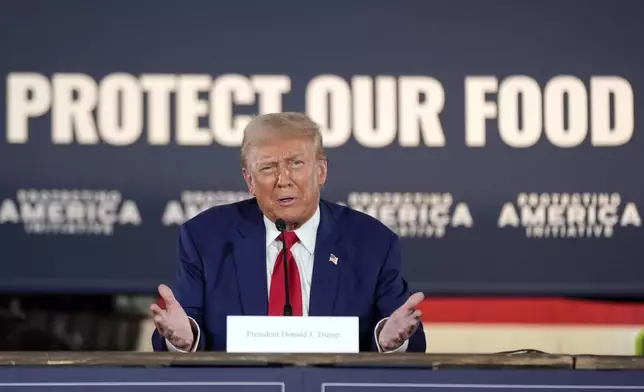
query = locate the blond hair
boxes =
[240,112,327,169]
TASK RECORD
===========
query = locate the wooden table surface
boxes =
[0,352,642,370]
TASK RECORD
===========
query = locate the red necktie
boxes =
[268,231,303,316]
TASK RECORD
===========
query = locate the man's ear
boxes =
[242,168,255,195]
[317,159,328,188]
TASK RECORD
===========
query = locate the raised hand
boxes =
[149,284,194,351]
[378,292,424,351]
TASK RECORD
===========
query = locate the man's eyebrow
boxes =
[255,155,276,162]
[255,153,305,165]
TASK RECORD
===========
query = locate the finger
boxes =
[153,316,167,336]
[404,311,421,326]
[396,311,420,328]
[407,313,421,325]
[403,292,425,309]
[398,318,420,339]
[406,324,419,337]
[150,303,165,317]
[407,309,422,321]
[158,284,177,306]
[391,293,424,319]
[153,314,166,327]
[403,318,420,336]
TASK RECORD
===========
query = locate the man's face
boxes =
[242,135,327,227]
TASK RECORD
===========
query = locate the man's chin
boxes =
[274,207,304,225]
[276,210,299,223]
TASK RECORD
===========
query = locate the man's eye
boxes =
[292,160,304,166]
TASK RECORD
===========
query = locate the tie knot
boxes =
[278,231,299,249]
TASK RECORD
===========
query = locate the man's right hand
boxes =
[150,284,194,351]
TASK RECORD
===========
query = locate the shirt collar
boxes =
[264,205,320,255]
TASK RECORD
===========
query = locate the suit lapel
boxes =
[233,200,268,315]
[309,201,344,316]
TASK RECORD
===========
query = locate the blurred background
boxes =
[0,0,643,354]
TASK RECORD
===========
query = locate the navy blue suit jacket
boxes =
[151,198,426,352]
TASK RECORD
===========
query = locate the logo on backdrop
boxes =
[0,189,141,235]
[342,192,473,238]
[498,192,641,238]
[162,190,252,226]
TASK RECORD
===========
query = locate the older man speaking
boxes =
[150,112,426,353]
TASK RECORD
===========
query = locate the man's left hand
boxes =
[378,292,425,351]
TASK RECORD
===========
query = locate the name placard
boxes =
[226,316,359,353]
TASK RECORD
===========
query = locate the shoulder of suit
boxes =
[181,198,255,232]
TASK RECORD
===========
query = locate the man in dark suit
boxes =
[151,112,426,353]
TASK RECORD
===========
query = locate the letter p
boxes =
[7,73,51,143]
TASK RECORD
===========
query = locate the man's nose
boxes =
[276,166,292,187]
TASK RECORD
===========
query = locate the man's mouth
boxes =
[277,197,296,206]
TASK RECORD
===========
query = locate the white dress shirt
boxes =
[263,204,319,316]
[166,206,408,353]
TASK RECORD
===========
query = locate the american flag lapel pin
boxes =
[329,253,338,265]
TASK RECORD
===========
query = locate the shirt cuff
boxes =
[374,317,409,353]
[165,317,200,353]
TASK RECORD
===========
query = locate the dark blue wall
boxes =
[1,0,643,296]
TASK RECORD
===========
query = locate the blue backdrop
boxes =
[1,0,643,296]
